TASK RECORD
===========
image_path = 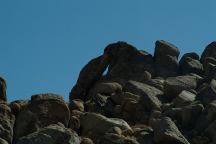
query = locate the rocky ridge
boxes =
[1,40,216,144]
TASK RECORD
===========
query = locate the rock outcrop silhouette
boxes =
[1,40,216,144]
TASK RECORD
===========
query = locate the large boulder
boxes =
[14,93,70,140]
[0,101,15,144]
[152,117,190,144]
[164,75,199,99]
[154,40,180,77]
[16,124,81,144]
[69,55,109,101]
[195,100,216,133]
[197,79,216,105]
[124,81,163,111]
[105,42,155,83]
[200,41,216,63]
[0,77,7,102]
[80,112,132,141]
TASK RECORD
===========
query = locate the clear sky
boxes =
[0,1,216,102]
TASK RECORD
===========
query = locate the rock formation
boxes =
[1,40,216,144]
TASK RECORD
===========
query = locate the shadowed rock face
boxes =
[0,77,7,101]
[3,40,216,144]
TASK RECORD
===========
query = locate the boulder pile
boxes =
[1,40,216,144]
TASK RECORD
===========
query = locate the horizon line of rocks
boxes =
[1,40,216,144]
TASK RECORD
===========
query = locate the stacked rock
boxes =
[154,40,180,77]
[2,40,216,144]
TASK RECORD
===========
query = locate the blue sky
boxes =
[0,1,216,102]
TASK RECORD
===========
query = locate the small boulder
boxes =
[9,100,28,116]
[80,112,132,140]
[173,90,196,107]
[124,81,163,111]
[69,99,85,112]
[16,124,81,144]
[152,117,190,144]
[179,57,203,75]
[81,137,94,144]
[89,82,122,96]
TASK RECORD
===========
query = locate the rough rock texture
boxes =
[152,117,190,144]
[3,40,216,143]
[154,40,180,77]
[0,77,7,101]
[16,124,81,144]
[80,112,132,141]
[0,101,15,144]
[13,93,70,141]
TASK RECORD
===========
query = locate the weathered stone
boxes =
[197,79,216,105]
[204,120,216,142]
[154,40,180,77]
[81,137,94,144]
[124,81,163,111]
[195,100,216,133]
[0,102,15,144]
[16,124,81,144]
[70,55,109,101]
[80,112,132,141]
[146,78,165,91]
[105,42,155,82]
[173,90,196,107]
[71,110,84,118]
[89,82,122,96]
[179,52,200,64]
[203,57,216,71]
[200,41,216,63]
[154,40,180,58]
[179,57,203,75]
[9,100,28,116]
[111,92,140,105]
[152,117,190,144]
[133,125,154,144]
[98,133,139,144]
[106,126,122,136]
[69,99,84,112]
[164,75,198,99]
[0,77,7,102]
[68,116,80,131]
[180,104,204,129]
[14,93,70,140]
